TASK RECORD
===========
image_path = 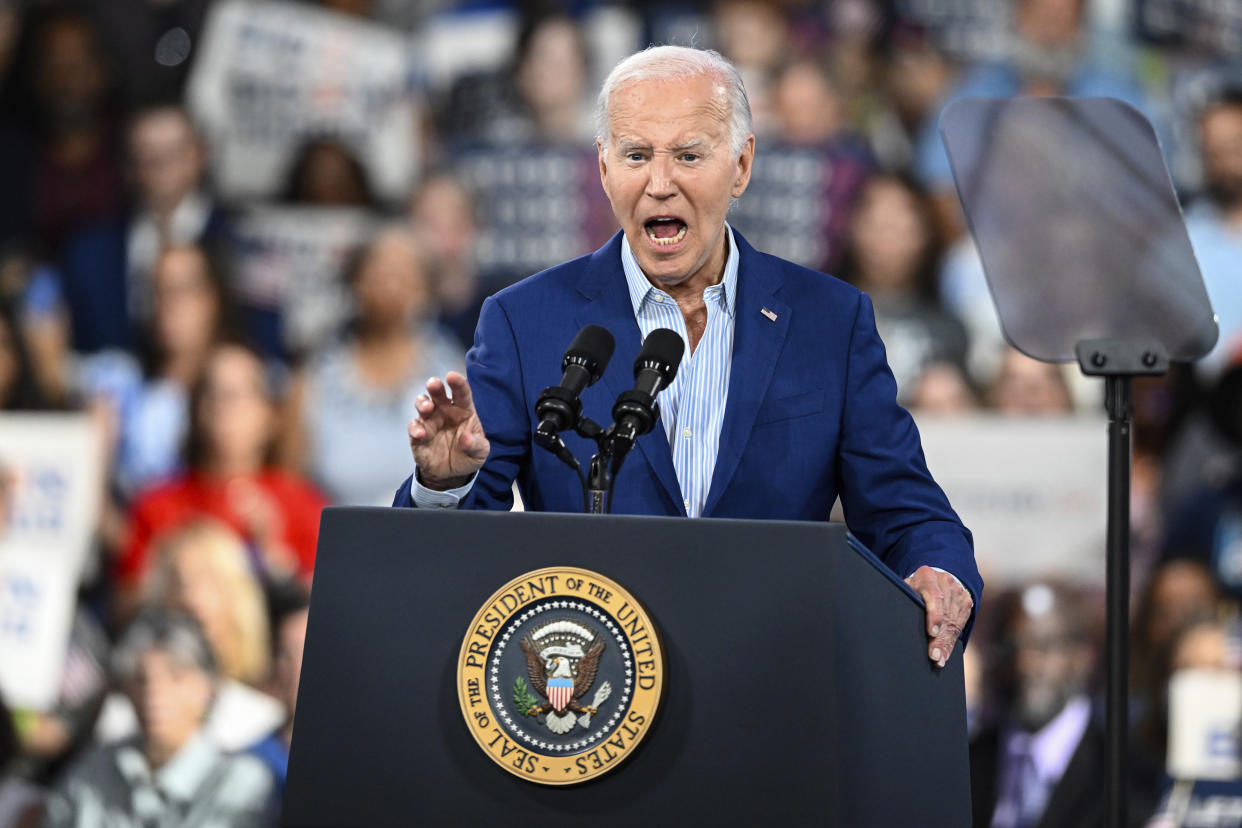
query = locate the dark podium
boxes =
[284,508,970,826]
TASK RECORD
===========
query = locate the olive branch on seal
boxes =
[513,677,540,715]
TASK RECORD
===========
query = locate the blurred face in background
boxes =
[291,141,371,207]
[516,18,587,124]
[353,231,431,332]
[198,345,275,471]
[130,108,206,214]
[152,246,219,361]
[1144,560,1221,656]
[1009,589,1092,731]
[1016,0,1084,47]
[774,61,842,145]
[163,544,232,667]
[411,177,476,266]
[34,15,107,129]
[849,177,929,294]
[988,349,1073,414]
[125,647,212,762]
[911,362,978,414]
[1201,103,1242,211]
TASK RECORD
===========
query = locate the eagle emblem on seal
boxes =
[515,619,612,734]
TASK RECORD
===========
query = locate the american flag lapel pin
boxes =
[760,307,778,322]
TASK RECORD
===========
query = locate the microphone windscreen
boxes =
[635,328,685,383]
[563,324,616,383]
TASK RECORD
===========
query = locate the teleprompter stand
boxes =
[941,97,1219,828]
[283,508,971,826]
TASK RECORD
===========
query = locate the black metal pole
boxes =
[1105,374,1132,828]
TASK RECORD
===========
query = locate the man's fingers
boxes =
[426,376,452,408]
[930,622,963,667]
[444,371,474,411]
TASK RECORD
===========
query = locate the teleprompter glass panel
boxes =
[940,97,1217,362]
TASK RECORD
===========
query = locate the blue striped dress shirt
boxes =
[620,227,739,518]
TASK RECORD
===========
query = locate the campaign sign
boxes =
[230,206,378,356]
[913,414,1108,585]
[0,414,103,711]
[187,0,417,203]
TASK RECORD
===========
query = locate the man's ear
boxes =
[732,134,756,199]
[597,138,608,189]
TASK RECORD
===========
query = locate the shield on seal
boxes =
[548,677,573,712]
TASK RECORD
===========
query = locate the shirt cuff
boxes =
[410,468,477,508]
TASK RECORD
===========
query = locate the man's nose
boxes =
[646,155,677,199]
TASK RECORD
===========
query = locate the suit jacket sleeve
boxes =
[836,293,982,636]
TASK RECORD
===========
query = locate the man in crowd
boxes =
[397,45,980,665]
[969,583,1155,828]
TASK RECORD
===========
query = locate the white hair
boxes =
[594,45,753,157]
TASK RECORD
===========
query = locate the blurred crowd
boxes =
[0,0,1240,824]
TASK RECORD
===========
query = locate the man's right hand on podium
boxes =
[407,372,490,491]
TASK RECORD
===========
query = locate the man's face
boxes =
[1010,610,1091,731]
[1201,104,1242,210]
[130,109,205,212]
[598,73,754,294]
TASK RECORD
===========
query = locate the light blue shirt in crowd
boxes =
[412,226,741,515]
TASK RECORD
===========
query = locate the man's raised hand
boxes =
[407,372,490,490]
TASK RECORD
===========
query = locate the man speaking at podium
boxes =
[393,46,981,667]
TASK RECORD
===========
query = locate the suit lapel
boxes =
[703,235,790,516]
[574,234,683,513]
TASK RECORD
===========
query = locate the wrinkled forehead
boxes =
[606,75,732,141]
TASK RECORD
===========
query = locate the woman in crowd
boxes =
[837,173,968,403]
[0,297,49,411]
[281,225,463,506]
[118,521,284,752]
[82,243,234,497]
[120,339,327,609]
[46,610,275,827]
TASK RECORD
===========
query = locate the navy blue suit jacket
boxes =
[394,231,981,620]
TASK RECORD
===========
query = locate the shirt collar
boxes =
[1005,694,1092,785]
[620,224,739,319]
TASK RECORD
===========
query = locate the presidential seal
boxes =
[456,567,664,785]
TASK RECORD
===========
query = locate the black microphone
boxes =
[535,325,615,437]
[610,328,685,451]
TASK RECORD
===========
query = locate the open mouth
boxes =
[644,217,687,246]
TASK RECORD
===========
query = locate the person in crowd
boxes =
[58,103,229,353]
[408,170,503,351]
[0,3,124,255]
[1131,557,1223,769]
[1159,363,1242,600]
[281,136,378,209]
[110,520,285,752]
[249,582,311,798]
[986,348,1074,415]
[45,610,275,827]
[713,0,789,137]
[81,243,236,497]
[282,226,464,506]
[1183,86,1242,379]
[442,13,593,146]
[970,582,1154,827]
[120,340,327,601]
[402,45,980,670]
[837,173,968,402]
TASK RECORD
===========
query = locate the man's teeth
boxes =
[645,223,687,246]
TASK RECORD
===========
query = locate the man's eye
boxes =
[627,152,644,162]
[682,153,699,162]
